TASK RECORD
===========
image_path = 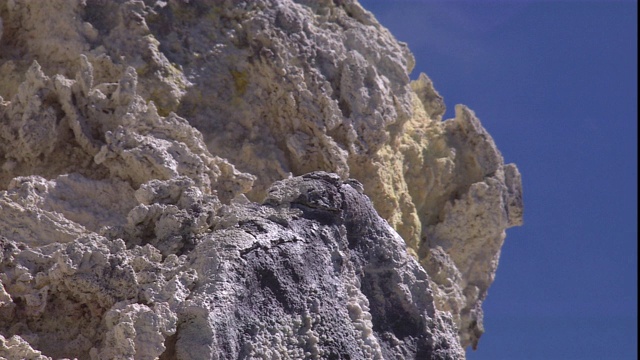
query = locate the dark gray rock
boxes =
[177,172,463,359]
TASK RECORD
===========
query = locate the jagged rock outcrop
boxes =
[180,172,464,359]
[0,172,464,359]
[0,0,523,358]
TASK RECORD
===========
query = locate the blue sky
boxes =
[358,1,638,359]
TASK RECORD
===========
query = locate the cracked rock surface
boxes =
[0,0,522,358]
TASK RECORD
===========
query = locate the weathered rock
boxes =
[178,172,463,359]
[0,0,523,357]
[0,233,192,359]
[0,172,464,359]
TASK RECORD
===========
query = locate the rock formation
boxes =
[0,0,522,359]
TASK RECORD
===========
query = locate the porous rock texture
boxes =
[0,0,523,359]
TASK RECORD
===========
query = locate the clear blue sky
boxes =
[358,1,638,359]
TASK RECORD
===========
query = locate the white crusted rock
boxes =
[0,0,523,357]
[0,57,254,201]
[0,334,51,360]
[0,235,193,359]
[92,302,177,360]
[0,176,90,246]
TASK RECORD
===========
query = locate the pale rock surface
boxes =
[0,334,50,360]
[0,0,523,358]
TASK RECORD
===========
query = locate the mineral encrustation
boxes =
[0,1,522,359]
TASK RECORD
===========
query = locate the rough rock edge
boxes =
[0,172,465,359]
[0,0,523,356]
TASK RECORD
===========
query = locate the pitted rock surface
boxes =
[177,172,463,359]
[0,0,523,357]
